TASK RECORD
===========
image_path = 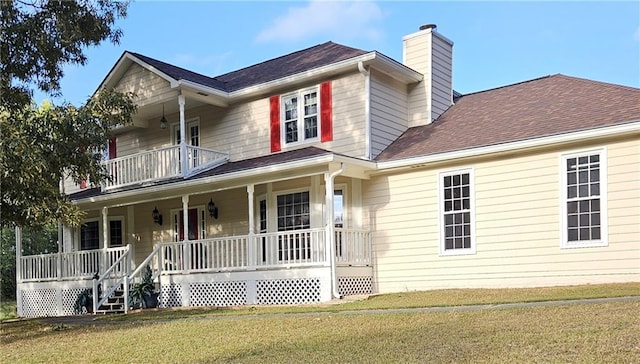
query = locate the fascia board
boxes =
[125,53,179,86]
[375,121,640,173]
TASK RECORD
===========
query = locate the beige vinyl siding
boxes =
[429,33,453,120]
[404,33,430,128]
[404,29,453,127]
[114,63,178,107]
[369,70,408,159]
[365,138,640,293]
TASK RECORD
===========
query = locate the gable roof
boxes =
[376,74,640,161]
[127,42,368,93]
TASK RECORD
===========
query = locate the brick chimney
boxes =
[403,24,454,127]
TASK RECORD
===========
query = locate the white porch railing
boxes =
[335,228,372,265]
[19,229,371,282]
[255,229,327,268]
[102,145,229,190]
[20,246,130,282]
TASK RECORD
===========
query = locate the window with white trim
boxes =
[108,218,124,247]
[561,149,607,247]
[80,220,100,250]
[440,169,475,255]
[277,191,311,260]
[282,87,318,145]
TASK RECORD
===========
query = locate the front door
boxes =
[176,208,199,241]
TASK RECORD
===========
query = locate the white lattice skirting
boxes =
[18,282,92,318]
[17,266,373,317]
[338,276,373,296]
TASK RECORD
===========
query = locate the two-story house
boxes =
[16,24,640,317]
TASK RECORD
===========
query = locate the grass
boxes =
[1,283,639,362]
[98,282,640,322]
[0,301,16,320]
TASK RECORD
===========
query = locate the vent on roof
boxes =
[419,24,437,31]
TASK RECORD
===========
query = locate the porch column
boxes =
[101,206,109,274]
[178,95,187,177]
[15,226,23,317]
[57,222,63,280]
[182,195,190,271]
[15,226,22,284]
[247,184,255,269]
[324,172,335,268]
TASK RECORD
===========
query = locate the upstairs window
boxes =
[270,82,333,152]
[282,89,319,144]
[561,149,607,248]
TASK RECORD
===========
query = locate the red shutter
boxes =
[108,137,117,159]
[269,95,281,152]
[320,81,333,142]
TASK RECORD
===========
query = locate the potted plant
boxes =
[73,288,93,314]
[129,265,158,309]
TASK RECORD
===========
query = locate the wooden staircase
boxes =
[95,288,126,314]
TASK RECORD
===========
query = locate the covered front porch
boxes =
[16,153,375,317]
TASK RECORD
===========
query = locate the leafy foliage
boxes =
[1,91,136,228]
[0,0,135,229]
[129,265,156,309]
[0,225,57,300]
[1,0,129,109]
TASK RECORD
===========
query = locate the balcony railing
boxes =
[102,145,229,190]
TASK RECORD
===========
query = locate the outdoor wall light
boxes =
[160,104,168,130]
[208,198,219,219]
[152,206,163,225]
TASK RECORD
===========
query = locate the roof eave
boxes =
[375,120,640,173]
[227,52,423,101]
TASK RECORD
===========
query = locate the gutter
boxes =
[326,163,345,299]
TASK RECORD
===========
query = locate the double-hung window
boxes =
[439,168,475,255]
[282,88,319,145]
[277,191,311,261]
[561,149,607,248]
[80,220,100,250]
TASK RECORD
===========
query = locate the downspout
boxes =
[358,61,371,160]
[326,163,345,299]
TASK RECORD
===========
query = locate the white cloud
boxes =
[255,0,384,44]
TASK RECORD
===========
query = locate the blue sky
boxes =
[36,1,639,106]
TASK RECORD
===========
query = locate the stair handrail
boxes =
[123,243,162,313]
[92,245,131,313]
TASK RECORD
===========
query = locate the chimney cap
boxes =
[419,24,437,31]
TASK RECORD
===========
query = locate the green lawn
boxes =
[2,283,639,363]
[0,300,16,320]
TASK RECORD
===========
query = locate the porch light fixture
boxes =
[152,207,163,225]
[160,104,168,130]
[208,199,218,219]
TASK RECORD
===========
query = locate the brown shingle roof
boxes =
[128,42,367,93]
[376,74,640,161]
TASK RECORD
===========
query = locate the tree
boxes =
[0,225,58,300]
[1,92,136,228]
[1,0,129,109]
[0,0,135,228]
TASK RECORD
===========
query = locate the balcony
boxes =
[102,145,229,190]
